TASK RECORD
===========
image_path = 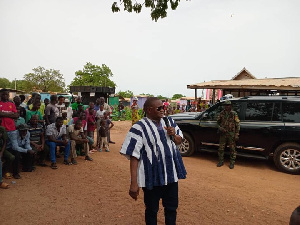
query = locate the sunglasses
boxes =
[153,106,164,111]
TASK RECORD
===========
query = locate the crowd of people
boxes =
[0,90,115,189]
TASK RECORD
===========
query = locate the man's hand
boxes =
[63,139,69,146]
[219,127,226,133]
[235,133,239,141]
[83,139,89,143]
[129,183,140,201]
[27,150,35,155]
[164,126,175,136]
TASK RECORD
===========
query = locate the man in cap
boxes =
[217,100,240,169]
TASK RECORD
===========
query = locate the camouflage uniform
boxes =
[217,109,240,164]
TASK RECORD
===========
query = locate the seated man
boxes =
[28,115,47,167]
[68,119,93,165]
[45,117,71,169]
[0,125,9,188]
[6,124,35,178]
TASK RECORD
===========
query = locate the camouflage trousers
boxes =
[218,133,236,164]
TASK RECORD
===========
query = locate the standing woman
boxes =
[131,97,139,125]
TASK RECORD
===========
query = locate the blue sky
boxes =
[0,0,299,98]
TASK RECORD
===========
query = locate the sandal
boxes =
[4,172,12,179]
[51,162,58,169]
[0,182,9,189]
[63,160,72,165]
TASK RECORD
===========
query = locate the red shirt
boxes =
[0,101,17,131]
[86,113,96,132]
[73,117,87,131]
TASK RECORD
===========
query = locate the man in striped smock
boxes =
[120,97,187,225]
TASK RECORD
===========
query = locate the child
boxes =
[103,112,114,144]
[87,108,96,148]
[98,119,109,152]
[62,111,68,126]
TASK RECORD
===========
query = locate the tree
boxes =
[140,93,154,97]
[12,80,31,92]
[172,93,185,100]
[0,78,12,89]
[24,66,66,92]
[157,95,167,100]
[111,0,183,22]
[70,62,116,87]
[117,90,134,98]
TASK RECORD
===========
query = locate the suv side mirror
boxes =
[202,112,209,120]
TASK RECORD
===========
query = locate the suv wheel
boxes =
[273,143,300,175]
[179,132,195,157]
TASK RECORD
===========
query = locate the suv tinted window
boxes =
[206,104,223,120]
[245,102,281,121]
[282,102,300,122]
[206,101,241,121]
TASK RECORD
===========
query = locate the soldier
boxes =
[217,100,240,169]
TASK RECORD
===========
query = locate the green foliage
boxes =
[70,62,116,87]
[172,93,185,100]
[24,66,66,92]
[14,80,31,91]
[110,105,144,121]
[156,95,167,100]
[0,78,12,88]
[139,93,154,97]
[117,90,134,98]
[112,0,183,22]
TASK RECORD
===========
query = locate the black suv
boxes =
[172,96,300,174]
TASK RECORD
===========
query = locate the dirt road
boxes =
[1,121,299,225]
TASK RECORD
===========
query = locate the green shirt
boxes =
[26,110,43,122]
[15,117,26,129]
[29,102,46,116]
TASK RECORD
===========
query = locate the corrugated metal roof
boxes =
[187,77,300,90]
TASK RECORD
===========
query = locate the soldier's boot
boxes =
[217,161,224,167]
[229,150,236,169]
[217,150,224,167]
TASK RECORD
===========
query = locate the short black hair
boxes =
[19,94,25,102]
[143,97,160,111]
[0,88,9,92]
[58,95,64,100]
[75,119,82,125]
[56,117,64,122]
[50,95,57,101]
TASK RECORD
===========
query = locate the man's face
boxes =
[65,102,69,107]
[225,104,231,111]
[75,121,82,130]
[14,96,21,105]
[77,97,82,104]
[59,97,65,104]
[78,105,83,111]
[20,130,27,138]
[34,102,41,110]
[44,99,49,105]
[96,98,100,104]
[56,120,63,128]
[100,105,104,111]
[89,102,95,109]
[100,98,104,104]
[1,91,9,101]
[147,100,164,120]
[35,95,41,102]
[30,116,38,125]
[79,113,86,120]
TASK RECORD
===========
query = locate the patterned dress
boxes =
[131,103,140,125]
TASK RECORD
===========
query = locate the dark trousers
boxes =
[7,149,21,176]
[142,182,178,225]
[21,152,34,171]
